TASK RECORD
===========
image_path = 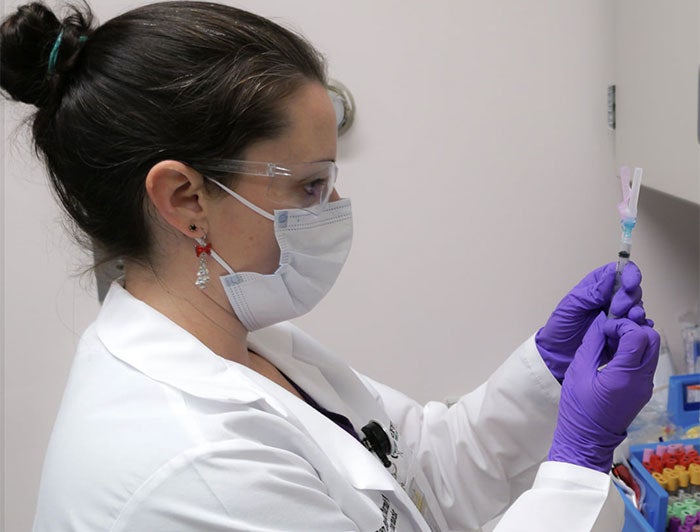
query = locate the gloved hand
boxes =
[548,313,660,472]
[536,262,649,382]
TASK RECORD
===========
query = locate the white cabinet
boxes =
[614,0,700,205]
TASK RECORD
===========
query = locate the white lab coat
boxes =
[33,282,624,531]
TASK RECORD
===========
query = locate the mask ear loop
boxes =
[208,179,276,221]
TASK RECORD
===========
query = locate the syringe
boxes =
[608,166,643,318]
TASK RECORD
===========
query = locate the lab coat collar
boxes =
[95,282,280,409]
[96,283,397,493]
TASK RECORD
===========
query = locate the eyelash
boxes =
[303,178,326,195]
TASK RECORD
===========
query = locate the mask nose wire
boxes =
[208,178,276,222]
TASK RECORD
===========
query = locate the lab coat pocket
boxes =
[403,457,451,532]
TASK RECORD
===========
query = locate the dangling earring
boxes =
[195,236,212,290]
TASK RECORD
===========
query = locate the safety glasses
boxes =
[193,159,338,212]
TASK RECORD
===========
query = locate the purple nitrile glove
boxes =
[536,262,649,383]
[548,313,660,472]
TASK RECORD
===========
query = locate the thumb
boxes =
[568,312,608,374]
[609,262,643,318]
[572,263,616,311]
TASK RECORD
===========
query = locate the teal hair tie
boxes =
[47,31,88,75]
[47,29,64,75]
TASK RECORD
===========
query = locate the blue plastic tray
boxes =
[620,438,700,532]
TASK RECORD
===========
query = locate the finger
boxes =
[620,261,642,292]
[573,263,616,310]
[639,326,661,372]
[602,318,649,369]
[569,312,608,373]
[609,285,642,317]
[578,262,616,287]
[602,317,641,339]
[605,334,619,363]
[626,305,647,324]
[646,318,655,328]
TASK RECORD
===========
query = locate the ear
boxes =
[145,160,209,237]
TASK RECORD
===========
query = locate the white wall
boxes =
[2,1,698,530]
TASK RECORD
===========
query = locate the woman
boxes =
[1,2,659,530]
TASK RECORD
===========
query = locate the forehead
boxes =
[244,82,337,163]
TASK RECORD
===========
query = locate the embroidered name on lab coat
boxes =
[376,494,398,532]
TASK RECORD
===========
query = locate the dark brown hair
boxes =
[0,1,326,262]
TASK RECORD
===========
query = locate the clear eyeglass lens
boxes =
[195,160,337,211]
[266,162,337,209]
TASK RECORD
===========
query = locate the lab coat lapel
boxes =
[247,323,346,418]
[250,368,398,493]
[248,323,398,493]
[253,324,435,531]
[251,323,391,427]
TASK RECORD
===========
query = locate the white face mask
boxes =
[201,180,353,331]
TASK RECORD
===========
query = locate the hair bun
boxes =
[1,2,93,108]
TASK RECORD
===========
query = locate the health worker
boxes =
[0,2,659,531]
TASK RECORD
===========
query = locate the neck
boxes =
[123,258,252,367]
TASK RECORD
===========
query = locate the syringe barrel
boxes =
[608,246,631,318]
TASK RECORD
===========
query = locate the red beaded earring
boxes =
[190,225,211,290]
[195,239,211,289]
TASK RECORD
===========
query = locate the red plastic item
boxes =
[613,463,641,503]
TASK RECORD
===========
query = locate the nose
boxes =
[329,188,341,202]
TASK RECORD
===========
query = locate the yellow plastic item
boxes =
[691,469,700,487]
[666,471,679,492]
[653,472,668,489]
[679,469,691,488]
